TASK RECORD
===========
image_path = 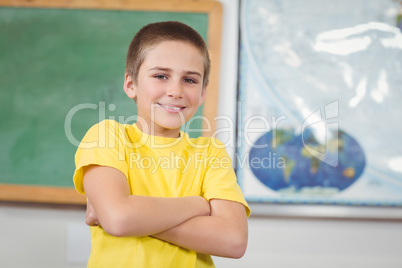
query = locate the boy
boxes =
[73,21,250,267]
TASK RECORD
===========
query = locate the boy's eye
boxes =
[183,78,197,84]
[154,74,167,80]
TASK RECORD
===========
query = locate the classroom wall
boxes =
[1,0,402,267]
[2,203,402,268]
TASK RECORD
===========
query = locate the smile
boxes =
[157,103,185,113]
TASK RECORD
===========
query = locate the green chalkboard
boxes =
[0,6,210,191]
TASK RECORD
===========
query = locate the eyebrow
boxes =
[149,67,202,77]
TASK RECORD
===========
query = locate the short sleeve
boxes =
[73,120,129,195]
[202,138,250,217]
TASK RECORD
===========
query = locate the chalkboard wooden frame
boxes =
[0,0,222,204]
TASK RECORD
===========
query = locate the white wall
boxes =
[1,1,402,267]
[1,203,402,268]
[0,204,88,268]
[214,216,402,268]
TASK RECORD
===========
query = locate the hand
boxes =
[86,199,100,226]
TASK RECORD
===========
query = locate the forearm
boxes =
[83,165,210,237]
[152,201,248,258]
[100,195,210,237]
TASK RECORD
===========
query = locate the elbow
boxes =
[101,217,127,237]
[100,210,134,237]
[104,220,128,237]
[229,238,248,259]
[225,230,248,259]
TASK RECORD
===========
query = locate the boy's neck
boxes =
[135,122,181,138]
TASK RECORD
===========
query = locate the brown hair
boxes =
[125,21,210,87]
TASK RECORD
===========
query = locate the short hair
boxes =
[125,21,210,87]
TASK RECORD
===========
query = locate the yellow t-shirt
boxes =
[73,120,250,268]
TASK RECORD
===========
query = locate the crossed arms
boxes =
[83,165,248,258]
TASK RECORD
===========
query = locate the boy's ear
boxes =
[198,86,207,106]
[123,73,137,99]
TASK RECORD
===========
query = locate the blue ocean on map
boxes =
[249,129,366,195]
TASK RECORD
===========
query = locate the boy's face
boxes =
[124,41,206,137]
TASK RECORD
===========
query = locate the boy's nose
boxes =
[166,81,183,98]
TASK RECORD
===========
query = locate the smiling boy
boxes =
[73,21,250,268]
[125,40,205,137]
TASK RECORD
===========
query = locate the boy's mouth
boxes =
[157,103,185,113]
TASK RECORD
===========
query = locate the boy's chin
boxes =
[155,115,191,130]
[155,121,184,133]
